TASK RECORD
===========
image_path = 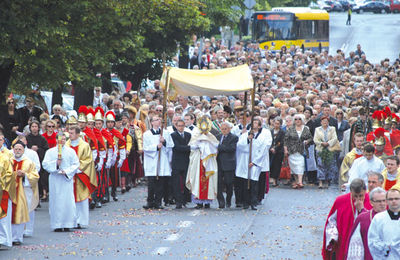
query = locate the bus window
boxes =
[252,13,295,41]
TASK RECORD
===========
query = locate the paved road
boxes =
[1,183,337,259]
[329,12,400,63]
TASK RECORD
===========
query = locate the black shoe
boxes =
[95,201,102,208]
[169,199,176,205]
[204,204,210,209]
[37,203,41,208]
[121,188,126,194]
[236,203,243,208]
[143,203,153,210]
[126,186,131,192]
[154,205,164,210]
[113,196,118,202]
[12,242,21,246]
[102,198,109,204]
[243,205,249,209]
[218,204,225,209]
[164,202,170,207]
[89,202,96,210]
[75,224,82,229]
[251,205,257,211]
[194,204,203,209]
[175,204,182,209]
[63,228,70,232]
[54,228,63,232]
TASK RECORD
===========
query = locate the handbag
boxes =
[279,155,291,179]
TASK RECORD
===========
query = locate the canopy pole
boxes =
[247,77,257,190]
[157,54,169,180]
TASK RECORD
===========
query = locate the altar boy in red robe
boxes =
[322,178,372,260]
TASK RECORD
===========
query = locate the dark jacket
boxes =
[314,115,338,131]
[26,133,49,161]
[17,106,43,130]
[217,133,238,172]
[171,131,191,171]
[270,129,285,154]
[336,120,350,142]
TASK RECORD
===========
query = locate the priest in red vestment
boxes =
[322,178,372,260]
[346,187,387,260]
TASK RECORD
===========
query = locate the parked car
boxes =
[389,0,400,12]
[322,0,344,11]
[354,1,391,13]
[338,0,356,10]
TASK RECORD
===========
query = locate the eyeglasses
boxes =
[387,197,400,201]
[336,113,343,115]
[7,102,14,105]
[47,125,55,128]
[294,118,301,121]
[372,199,386,203]
[156,109,163,112]
[333,103,340,105]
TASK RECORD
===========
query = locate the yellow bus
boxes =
[251,7,329,53]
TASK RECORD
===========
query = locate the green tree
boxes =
[113,0,210,89]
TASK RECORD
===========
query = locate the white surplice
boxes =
[347,156,385,189]
[235,130,268,181]
[22,148,40,236]
[42,146,79,229]
[260,128,272,172]
[0,199,12,247]
[143,129,172,177]
[368,211,400,260]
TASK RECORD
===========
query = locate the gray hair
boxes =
[367,171,384,183]
[293,113,306,124]
[369,187,386,201]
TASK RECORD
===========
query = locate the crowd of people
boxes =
[0,38,400,257]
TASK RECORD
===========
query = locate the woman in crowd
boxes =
[5,97,19,146]
[284,114,312,189]
[269,117,285,187]
[335,109,350,142]
[42,120,57,148]
[314,116,340,189]
[26,120,50,201]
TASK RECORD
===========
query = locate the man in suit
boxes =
[170,119,191,209]
[313,103,338,131]
[217,122,238,208]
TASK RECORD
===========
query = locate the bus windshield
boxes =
[253,13,295,41]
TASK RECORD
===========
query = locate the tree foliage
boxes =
[0,0,245,105]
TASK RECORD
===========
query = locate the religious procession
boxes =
[0,39,400,259]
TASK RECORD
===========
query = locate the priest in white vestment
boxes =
[345,144,385,192]
[186,116,219,209]
[42,133,80,232]
[235,119,267,210]
[14,135,41,237]
[368,188,400,259]
[142,114,173,209]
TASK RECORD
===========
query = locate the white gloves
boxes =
[96,157,104,171]
[117,149,126,168]
[92,150,98,162]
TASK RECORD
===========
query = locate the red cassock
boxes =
[120,128,130,173]
[366,132,393,155]
[322,193,372,260]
